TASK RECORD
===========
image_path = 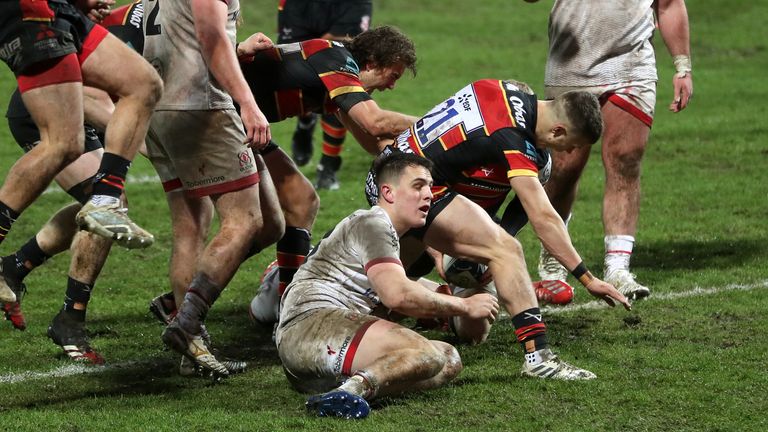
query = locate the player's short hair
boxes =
[374,151,432,189]
[349,26,417,76]
[554,91,603,144]
[503,79,535,95]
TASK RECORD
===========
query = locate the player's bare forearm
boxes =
[348,100,416,138]
[512,176,582,271]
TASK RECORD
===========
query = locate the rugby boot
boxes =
[149,292,177,324]
[315,163,340,190]
[162,295,228,379]
[291,123,315,166]
[1,257,26,329]
[521,348,596,380]
[306,389,370,419]
[533,280,574,306]
[537,247,568,282]
[76,201,154,249]
[179,355,248,377]
[47,310,105,365]
[162,321,228,379]
[605,269,651,300]
[0,256,16,303]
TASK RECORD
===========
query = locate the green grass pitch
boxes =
[1,0,767,430]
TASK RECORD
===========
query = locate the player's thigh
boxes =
[350,318,439,372]
[55,148,102,190]
[80,32,159,100]
[423,194,505,264]
[601,102,650,170]
[262,145,316,217]
[277,308,379,393]
[21,82,83,144]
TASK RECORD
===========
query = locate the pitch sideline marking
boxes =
[42,174,161,196]
[542,279,768,315]
[2,280,767,384]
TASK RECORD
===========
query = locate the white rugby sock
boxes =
[604,235,635,274]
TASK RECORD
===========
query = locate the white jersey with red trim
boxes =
[279,206,401,329]
[142,0,240,110]
[544,0,658,87]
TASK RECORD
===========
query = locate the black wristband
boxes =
[571,261,595,287]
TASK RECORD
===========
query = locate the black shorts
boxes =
[0,0,95,74]
[277,0,372,43]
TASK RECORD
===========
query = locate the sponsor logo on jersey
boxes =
[395,129,415,154]
[457,93,474,112]
[341,56,360,75]
[509,96,527,129]
[0,37,21,62]
[524,140,538,161]
[128,2,144,29]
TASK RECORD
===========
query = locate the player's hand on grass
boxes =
[463,293,499,323]
[585,278,632,311]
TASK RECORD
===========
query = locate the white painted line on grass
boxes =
[42,174,160,195]
[543,279,768,315]
[0,364,97,384]
[2,280,766,384]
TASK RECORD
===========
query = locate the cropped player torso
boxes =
[142,0,240,110]
[395,79,548,210]
[545,0,657,86]
[240,39,370,122]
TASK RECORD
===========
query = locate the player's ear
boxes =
[552,124,567,139]
[380,184,396,204]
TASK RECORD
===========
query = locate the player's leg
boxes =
[162,183,263,376]
[313,2,372,189]
[345,320,462,397]
[77,31,162,248]
[600,98,652,299]
[166,191,214,310]
[47,229,112,364]
[315,114,345,190]
[277,0,320,166]
[280,309,460,419]
[262,146,316,296]
[0,78,85,242]
[422,195,595,380]
[1,145,101,329]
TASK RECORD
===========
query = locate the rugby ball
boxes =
[442,255,489,289]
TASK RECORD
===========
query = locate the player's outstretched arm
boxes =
[346,100,418,138]
[368,262,499,321]
[511,175,631,309]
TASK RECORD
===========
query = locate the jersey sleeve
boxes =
[492,128,539,180]
[306,44,372,113]
[349,213,402,273]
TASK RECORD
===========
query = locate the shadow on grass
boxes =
[633,237,767,271]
